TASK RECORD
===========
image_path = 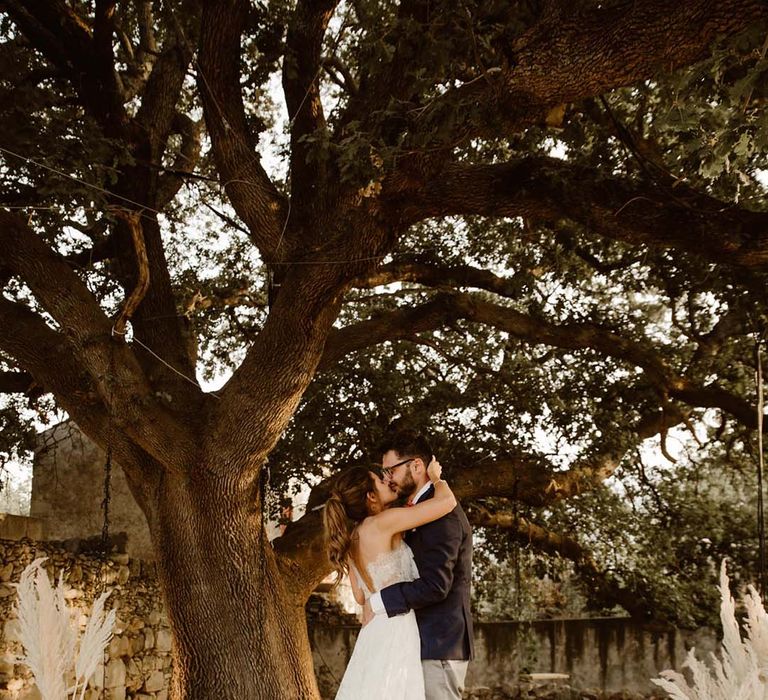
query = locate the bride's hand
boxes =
[427,457,442,483]
[360,600,374,626]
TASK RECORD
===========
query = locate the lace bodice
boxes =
[352,541,419,600]
[338,540,424,699]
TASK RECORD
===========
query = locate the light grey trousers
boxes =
[422,659,469,700]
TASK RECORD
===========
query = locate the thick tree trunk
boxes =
[149,469,320,700]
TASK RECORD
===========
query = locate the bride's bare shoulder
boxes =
[357,514,392,540]
[357,515,379,533]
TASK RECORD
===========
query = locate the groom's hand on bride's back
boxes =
[360,599,374,626]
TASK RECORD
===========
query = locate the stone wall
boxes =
[1,539,171,700]
[310,618,716,699]
[1,538,717,700]
[0,518,42,543]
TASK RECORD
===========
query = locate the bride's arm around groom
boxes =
[367,433,474,700]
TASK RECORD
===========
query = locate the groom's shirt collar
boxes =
[411,481,433,505]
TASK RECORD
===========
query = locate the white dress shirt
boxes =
[369,481,433,615]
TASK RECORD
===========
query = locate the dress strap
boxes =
[349,561,371,597]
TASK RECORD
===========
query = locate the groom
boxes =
[363,429,474,699]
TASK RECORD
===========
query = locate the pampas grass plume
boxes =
[652,560,768,699]
[12,557,116,700]
[72,589,116,700]
[13,558,74,700]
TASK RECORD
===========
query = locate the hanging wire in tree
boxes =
[96,325,116,699]
[755,329,766,598]
[99,350,115,563]
[258,464,270,648]
[96,207,149,697]
[513,478,522,620]
[511,476,525,699]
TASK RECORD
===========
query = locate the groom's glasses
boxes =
[381,458,414,478]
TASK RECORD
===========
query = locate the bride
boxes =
[323,458,456,699]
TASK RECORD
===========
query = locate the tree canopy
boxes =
[1,1,768,695]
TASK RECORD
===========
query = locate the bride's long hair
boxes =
[323,466,375,581]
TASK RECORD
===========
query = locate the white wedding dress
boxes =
[335,540,425,699]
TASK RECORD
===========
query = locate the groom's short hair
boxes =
[378,429,432,468]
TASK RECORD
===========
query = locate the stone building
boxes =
[30,421,153,560]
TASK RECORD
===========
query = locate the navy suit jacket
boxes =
[379,485,474,660]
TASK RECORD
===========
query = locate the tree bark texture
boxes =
[149,470,320,699]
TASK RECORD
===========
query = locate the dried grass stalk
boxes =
[13,558,116,700]
[652,560,768,699]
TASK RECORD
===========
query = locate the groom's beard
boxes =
[395,470,417,499]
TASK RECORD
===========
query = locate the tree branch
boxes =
[4,0,129,132]
[207,264,352,476]
[135,19,195,159]
[115,0,158,100]
[107,212,200,407]
[343,0,435,138]
[112,211,149,335]
[451,406,687,511]
[689,308,747,366]
[181,255,516,316]
[321,291,761,428]
[0,370,35,394]
[180,255,517,318]
[319,295,460,369]
[322,56,358,96]
[466,506,656,621]
[93,0,117,66]
[403,0,767,149]
[156,114,203,208]
[283,0,337,203]
[0,211,200,468]
[354,257,529,299]
[384,157,768,269]
[0,294,162,483]
[468,506,592,561]
[198,0,287,259]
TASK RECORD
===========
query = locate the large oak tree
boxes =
[1,1,767,697]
